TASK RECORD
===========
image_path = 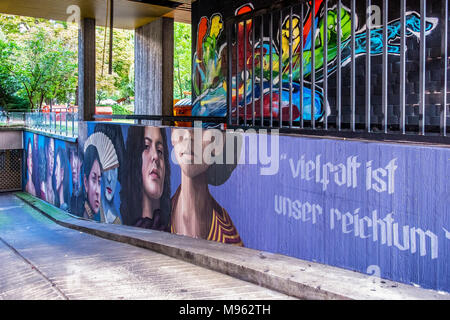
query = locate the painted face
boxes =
[55,154,64,191]
[85,159,101,214]
[70,150,81,191]
[27,143,33,175]
[47,138,55,176]
[103,167,118,202]
[141,127,165,200]
[171,128,210,178]
[33,134,38,151]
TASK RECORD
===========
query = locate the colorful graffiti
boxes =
[192,1,438,122]
[23,125,243,247]
[23,124,450,292]
[23,134,74,212]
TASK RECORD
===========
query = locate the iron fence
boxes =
[225,0,450,140]
[0,111,78,137]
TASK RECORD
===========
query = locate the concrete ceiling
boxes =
[0,0,193,29]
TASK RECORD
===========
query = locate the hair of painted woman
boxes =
[120,126,171,229]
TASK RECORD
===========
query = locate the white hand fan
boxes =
[83,132,119,171]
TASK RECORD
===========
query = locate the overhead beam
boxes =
[0,0,191,28]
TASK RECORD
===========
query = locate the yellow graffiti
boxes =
[210,15,223,38]
[281,17,301,62]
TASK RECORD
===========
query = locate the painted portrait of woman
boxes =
[25,138,36,196]
[93,123,125,224]
[54,146,69,211]
[32,133,40,196]
[170,128,243,246]
[67,144,84,217]
[42,137,55,205]
[82,144,103,220]
[38,147,47,202]
[120,126,171,230]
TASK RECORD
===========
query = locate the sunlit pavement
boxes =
[0,194,294,300]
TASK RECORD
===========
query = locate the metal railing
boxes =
[93,114,227,128]
[26,111,78,137]
[225,0,450,141]
[0,111,78,137]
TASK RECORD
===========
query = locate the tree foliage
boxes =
[174,22,192,100]
[95,27,135,104]
[0,15,78,110]
[0,14,193,111]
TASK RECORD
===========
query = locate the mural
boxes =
[23,126,243,246]
[192,0,439,123]
[120,126,171,230]
[23,125,450,293]
[23,134,74,212]
[170,128,243,245]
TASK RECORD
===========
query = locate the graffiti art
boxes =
[192,0,438,123]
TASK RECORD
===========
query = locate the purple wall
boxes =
[24,125,450,292]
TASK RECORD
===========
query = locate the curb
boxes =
[15,192,450,300]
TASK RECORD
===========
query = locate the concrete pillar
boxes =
[78,18,96,122]
[135,17,174,123]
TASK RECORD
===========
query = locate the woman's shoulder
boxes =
[208,202,244,247]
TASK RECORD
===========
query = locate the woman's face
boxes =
[46,139,55,177]
[69,150,81,190]
[141,127,165,200]
[85,159,101,213]
[103,167,118,202]
[171,128,210,178]
[55,154,64,191]
[27,143,33,175]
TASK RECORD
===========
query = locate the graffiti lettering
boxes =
[274,195,323,223]
[288,155,361,191]
[330,208,439,259]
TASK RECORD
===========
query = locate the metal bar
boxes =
[366,0,371,132]
[236,21,240,126]
[93,114,227,123]
[279,9,283,128]
[260,15,264,127]
[252,16,256,126]
[351,0,356,131]
[226,124,450,144]
[323,0,328,130]
[419,0,426,135]
[244,20,247,126]
[442,0,448,136]
[65,110,68,136]
[399,0,406,134]
[227,22,233,127]
[382,0,388,133]
[311,0,316,129]
[289,6,293,128]
[337,0,342,131]
[72,111,74,137]
[270,12,273,127]
[300,2,304,128]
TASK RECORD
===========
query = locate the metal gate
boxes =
[0,149,22,192]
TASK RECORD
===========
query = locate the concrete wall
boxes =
[0,130,22,150]
[135,17,174,120]
[23,125,450,292]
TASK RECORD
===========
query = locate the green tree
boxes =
[0,35,18,107]
[96,27,135,103]
[0,15,78,110]
[7,31,77,110]
[174,22,192,100]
